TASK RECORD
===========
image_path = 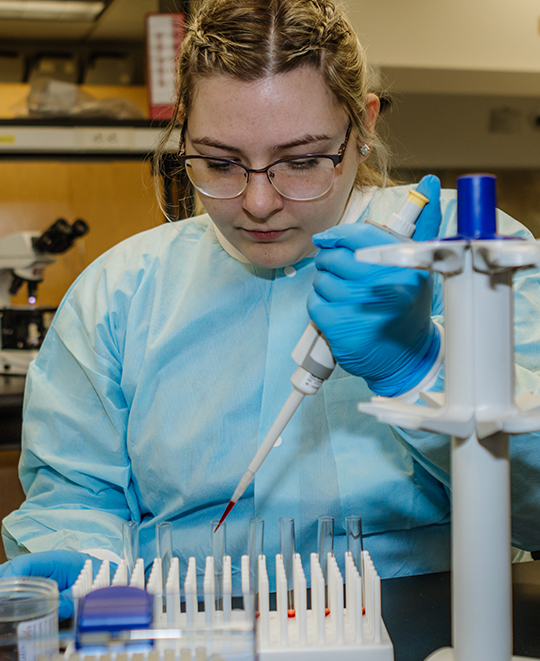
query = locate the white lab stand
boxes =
[355,175,540,661]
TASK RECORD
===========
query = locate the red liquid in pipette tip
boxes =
[214,500,235,533]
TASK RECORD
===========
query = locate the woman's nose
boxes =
[242,171,284,219]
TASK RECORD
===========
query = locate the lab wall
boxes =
[0,160,164,307]
[347,0,540,72]
[381,90,540,237]
[383,93,540,170]
[0,83,163,307]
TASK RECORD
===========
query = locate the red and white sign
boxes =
[146,13,185,120]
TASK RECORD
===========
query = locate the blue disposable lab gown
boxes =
[3,185,540,588]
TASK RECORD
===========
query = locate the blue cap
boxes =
[77,586,153,633]
[457,174,497,238]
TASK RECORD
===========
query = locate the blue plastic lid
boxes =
[77,586,153,633]
[457,174,497,238]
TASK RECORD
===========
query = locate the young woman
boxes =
[2,0,540,618]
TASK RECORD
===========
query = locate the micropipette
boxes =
[214,188,429,532]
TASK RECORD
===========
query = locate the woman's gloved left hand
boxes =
[308,175,442,397]
[0,550,103,620]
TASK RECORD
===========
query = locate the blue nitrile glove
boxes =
[0,551,106,620]
[308,175,442,397]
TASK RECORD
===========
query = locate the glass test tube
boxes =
[122,520,139,580]
[211,519,226,610]
[318,515,334,609]
[346,515,363,573]
[156,521,173,594]
[248,518,264,594]
[279,517,296,613]
[317,515,334,582]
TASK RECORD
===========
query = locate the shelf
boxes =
[0,119,179,159]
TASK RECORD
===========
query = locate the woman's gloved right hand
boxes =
[0,550,94,620]
[308,175,442,397]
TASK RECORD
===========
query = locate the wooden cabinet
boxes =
[0,450,25,563]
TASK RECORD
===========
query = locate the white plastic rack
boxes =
[65,549,393,661]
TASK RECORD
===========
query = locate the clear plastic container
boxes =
[0,577,59,661]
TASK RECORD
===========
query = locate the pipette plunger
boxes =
[215,188,429,532]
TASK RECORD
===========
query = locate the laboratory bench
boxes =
[381,560,540,661]
[0,374,26,563]
[1,373,540,658]
[0,374,24,451]
[53,560,540,661]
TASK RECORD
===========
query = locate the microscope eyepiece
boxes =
[33,218,89,254]
[71,219,89,238]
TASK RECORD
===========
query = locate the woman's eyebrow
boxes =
[190,133,333,153]
[190,137,241,152]
[272,133,333,152]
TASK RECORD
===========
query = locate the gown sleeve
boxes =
[1,242,149,559]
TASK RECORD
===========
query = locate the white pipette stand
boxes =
[355,174,540,661]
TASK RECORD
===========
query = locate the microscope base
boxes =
[425,648,535,661]
[0,349,38,375]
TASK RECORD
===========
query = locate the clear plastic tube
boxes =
[317,515,334,584]
[279,517,296,613]
[211,519,226,610]
[156,521,173,594]
[248,518,264,592]
[122,521,139,580]
[346,515,363,574]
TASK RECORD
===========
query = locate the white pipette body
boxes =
[215,188,429,531]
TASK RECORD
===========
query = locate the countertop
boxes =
[0,374,24,450]
[2,374,539,659]
[382,560,540,660]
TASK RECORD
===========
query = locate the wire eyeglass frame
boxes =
[177,120,353,201]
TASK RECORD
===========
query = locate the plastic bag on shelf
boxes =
[21,77,145,120]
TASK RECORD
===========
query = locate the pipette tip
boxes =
[214,500,236,533]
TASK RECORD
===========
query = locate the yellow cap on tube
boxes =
[407,189,429,207]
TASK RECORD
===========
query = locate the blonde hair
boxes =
[157,0,391,216]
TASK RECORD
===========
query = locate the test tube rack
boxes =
[67,549,393,661]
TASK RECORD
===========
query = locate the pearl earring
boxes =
[359,144,371,157]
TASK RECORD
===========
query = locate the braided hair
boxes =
[159,0,390,198]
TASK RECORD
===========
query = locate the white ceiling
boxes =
[0,0,160,42]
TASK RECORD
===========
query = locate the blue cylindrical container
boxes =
[457,174,497,238]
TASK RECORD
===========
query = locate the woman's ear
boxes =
[364,93,380,133]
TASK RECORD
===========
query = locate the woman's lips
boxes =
[244,229,288,241]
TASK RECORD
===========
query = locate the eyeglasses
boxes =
[177,121,352,201]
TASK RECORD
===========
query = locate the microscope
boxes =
[0,218,89,375]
